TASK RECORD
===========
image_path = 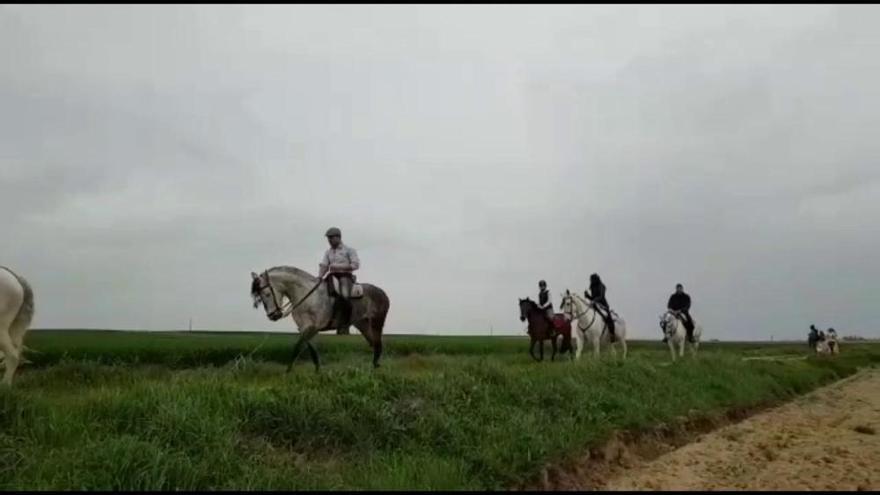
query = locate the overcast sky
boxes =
[2,5,878,340]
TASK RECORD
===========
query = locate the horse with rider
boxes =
[518,280,573,361]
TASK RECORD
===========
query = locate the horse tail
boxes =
[367,285,390,339]
[362,284,389,367]
[2,267,34,336]
[11,272,34,334]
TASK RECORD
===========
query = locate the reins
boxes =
[565,295,598,331]
[260,270,327,320]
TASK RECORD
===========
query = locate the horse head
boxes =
[559,291,575,320]
[659,311,675,333]
[518,298,536,322]
[251,270,284,321]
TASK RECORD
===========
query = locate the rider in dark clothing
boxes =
[667,283,694,343]
[538,280,555,329]
[584,273,615,341]
[808,324,822,349]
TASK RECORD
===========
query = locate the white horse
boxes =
[660,310,702,361]
[0,266,35,386]
[814,330,839,356]
[250,266,390,370]
[827,329,840,355]
[560,291,627,360]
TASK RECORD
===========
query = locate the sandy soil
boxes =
[603,369,880,491]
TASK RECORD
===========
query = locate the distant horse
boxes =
[660,310,702,361]
[813,329,839,356]
[518,298,572,361]
[0,266,34,386]
[251,266,390,370]
[560,291,628,360]
[827,328,840,355]
[814,331,831,355]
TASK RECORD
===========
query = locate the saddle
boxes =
[327,275,364,299]
[670,310,694,332]
[591,303,616,328]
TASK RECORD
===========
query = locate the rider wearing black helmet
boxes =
[538,280,554,326]
[584,273,616,342]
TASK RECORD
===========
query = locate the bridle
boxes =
[563,294,597,332]
[660,310,683,333]
[254,270,325,321]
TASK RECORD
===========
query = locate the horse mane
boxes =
[252,266,317,295]
[520,297,539,310]
[570,292,590,308]
[267,265,318,281]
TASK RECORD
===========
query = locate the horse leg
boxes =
[678,335,686,358]
[371,314,387,368]
[0,328,20,386]
[306,342,320,371]
[530,338,539,362]
[668,338,676,362]
[539,339,545,361]
[287,326,320,372]
[355,318,383,368]
[592,332,600,359]
[550,335,558,361]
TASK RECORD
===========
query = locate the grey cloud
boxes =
[2,5,878,339]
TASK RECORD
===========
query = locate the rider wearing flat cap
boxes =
[318,227,360,335]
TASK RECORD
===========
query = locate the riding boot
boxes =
[327,297,342,332]
[337,300,352,335]
[601,308,615,343]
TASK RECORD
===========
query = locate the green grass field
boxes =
[2,330,878,490]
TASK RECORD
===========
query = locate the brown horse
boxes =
[518,298,573,361]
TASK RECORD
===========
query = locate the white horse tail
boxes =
[0,267,35,385]
[9,270,35,335]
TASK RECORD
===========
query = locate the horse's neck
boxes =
[571,296,593,319]
[528,307,544,322]
[271,268,317,300]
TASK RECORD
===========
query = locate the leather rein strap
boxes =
[263,270,327,320]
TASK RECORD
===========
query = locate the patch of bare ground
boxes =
[520,369,880,491]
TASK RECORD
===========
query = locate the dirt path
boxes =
[603,369,880,491]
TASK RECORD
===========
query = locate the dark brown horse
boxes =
[518,298,573,361]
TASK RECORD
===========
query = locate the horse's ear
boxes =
[251,272,259,280]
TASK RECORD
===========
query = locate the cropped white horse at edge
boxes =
[560,291,628,360]
[0,266,35,386]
